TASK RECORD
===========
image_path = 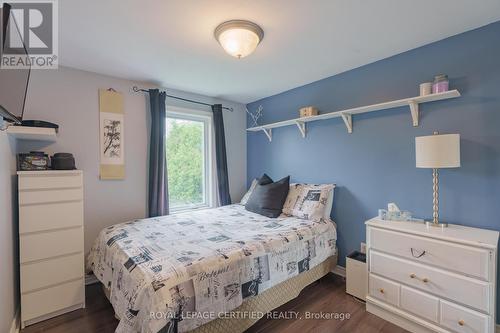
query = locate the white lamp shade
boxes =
[415,134,461,168]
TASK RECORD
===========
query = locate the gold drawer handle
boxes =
[458,319,465,326]
[409,273,430,283]
[379,288,385,294]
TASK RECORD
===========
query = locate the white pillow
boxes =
[240,179,258,205]
[323,187,335,219]
[282,183,336,221]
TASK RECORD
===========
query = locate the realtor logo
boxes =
[1,0,58,69]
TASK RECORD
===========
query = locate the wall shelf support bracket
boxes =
[295,121,307,138]
[262,128,272,142]
[409,101,419,127]
[341,113,353,134]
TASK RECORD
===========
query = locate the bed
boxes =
[87,204,337,333]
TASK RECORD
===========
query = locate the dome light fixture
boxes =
[214,20,264,59]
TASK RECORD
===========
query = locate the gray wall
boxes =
[19,66,247,254]
[0,126,18,333]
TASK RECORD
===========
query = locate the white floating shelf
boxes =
[7,126,57,142]
[247,90,461,141]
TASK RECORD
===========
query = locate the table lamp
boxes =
[415,132,460,227]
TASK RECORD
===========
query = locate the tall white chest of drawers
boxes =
[366,218,499,333]
[18,170,85,328]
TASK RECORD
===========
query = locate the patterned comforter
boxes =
[87,204,337,333]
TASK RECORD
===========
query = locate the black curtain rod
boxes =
[132,86,234,112]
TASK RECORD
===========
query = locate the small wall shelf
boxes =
[247,90,461,141]
[7,126,57,142]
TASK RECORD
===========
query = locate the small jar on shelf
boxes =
[432,74,449,93]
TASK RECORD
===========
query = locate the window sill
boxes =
[169,204,212,215]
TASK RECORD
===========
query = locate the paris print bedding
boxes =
[87,204,337,333]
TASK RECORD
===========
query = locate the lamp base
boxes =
[425,221,448,228]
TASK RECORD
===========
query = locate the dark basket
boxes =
[51,153,76,170]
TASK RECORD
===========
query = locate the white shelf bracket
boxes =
[262,128,272,142]
[295,121,307,138]
[341,113,353,134]
[409,101,419,127]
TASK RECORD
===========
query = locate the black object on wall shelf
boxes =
[20,120,59,131]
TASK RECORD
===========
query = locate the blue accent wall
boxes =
[247,20,500,315]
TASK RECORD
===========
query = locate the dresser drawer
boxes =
[369,227,490,280]
[370,250,490,313]
[400,285,439,323]
[21,279,84,322]
[20,227,83,263]
[20,201,83,234]
[19,188,83,206]
[19,173,82,190]
[369,274,400,307]
[440,300,489,333]
[21,253,84,293]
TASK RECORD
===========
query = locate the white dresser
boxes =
[18,170,85,328]
[366,218,498,333]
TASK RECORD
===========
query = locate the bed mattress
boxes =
[87,204,337,333]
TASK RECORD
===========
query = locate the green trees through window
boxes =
[166,117,205,209]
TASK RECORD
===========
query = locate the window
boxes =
[166,108,212,212]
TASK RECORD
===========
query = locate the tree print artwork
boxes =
[99,111,124,166]
[99,89,125,179]
[103,119,121,158]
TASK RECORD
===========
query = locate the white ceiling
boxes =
[59,0,500,103]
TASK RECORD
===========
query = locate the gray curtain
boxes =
[148,89,169,217]
[212,104,232,206]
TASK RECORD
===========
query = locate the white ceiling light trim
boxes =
[214,20,264,59]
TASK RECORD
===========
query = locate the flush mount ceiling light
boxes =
[214,20,264,59]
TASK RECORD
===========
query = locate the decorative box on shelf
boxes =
[299,106,319,118]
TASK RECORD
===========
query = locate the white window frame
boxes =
[166,105,214,213]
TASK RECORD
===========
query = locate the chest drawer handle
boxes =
[410,248,426,258]
[458,320,465,326]
[409,273,430,283]
[379,288,385,294]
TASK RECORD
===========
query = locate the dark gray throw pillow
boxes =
[245,175,290,218]
[258,173,273,185]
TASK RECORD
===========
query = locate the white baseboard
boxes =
[331,265,346,278]
[9,307,19,333]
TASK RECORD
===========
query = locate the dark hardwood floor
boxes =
[22,274,407,333]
